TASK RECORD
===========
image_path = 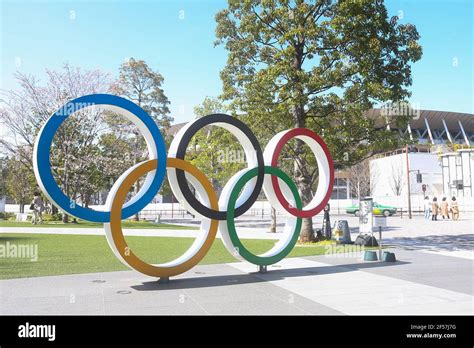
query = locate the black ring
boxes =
[175,114,264,220]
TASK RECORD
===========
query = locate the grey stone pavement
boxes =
[0,214,472,315]
[0,247,472,315]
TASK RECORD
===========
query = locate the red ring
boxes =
[271,128,335,218]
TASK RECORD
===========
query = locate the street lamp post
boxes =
[406,145,423,220]
[405,145,412,219]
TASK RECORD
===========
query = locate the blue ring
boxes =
[35,94,166,223]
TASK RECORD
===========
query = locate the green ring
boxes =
[227,166,302,265]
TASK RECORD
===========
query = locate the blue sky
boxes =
[1,0,472,124]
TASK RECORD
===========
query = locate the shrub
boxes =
[42,213,63,222]
[0,212,15,220]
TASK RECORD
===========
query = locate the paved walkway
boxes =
[2,214,472,254]
[0,248,472,315]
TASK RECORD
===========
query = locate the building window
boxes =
[331,178,349,200]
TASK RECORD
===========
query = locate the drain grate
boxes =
[92,280,106,283]
[117,290,132,295]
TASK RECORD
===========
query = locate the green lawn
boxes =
[0,233,372,279]
[0,220,197,230]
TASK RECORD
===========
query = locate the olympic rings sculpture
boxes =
[33,94,334,278]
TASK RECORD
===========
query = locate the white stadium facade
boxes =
[337,109,474,213]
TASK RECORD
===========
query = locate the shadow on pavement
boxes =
[387,233,473,251]
[132,260,409,291]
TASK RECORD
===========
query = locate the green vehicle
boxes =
[346,202,397,217]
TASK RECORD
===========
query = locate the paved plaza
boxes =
[0,248,472,315]
[0,214,472,315]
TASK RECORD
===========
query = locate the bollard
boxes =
[363,250,378,261]
[383,251,396,262]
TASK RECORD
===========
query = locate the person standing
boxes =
[440,197,450,220]
[450,197,459,221]
[423,196,431,220]
[31,191,45,225]
[431,197,439,221]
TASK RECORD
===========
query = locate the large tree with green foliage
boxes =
[215,0,422,241]
[111,58,173,220]
[112,58,172,130]
[189,97,246,191]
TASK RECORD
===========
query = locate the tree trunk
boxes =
[134,180,140,221]
[292,104,318,243]
[63,146,69,223]
[270,207,276,233]
[133,133,140,222]
[289,43,318,242]
[295,162,318,242]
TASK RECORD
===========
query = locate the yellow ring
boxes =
[107,158,218,277]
